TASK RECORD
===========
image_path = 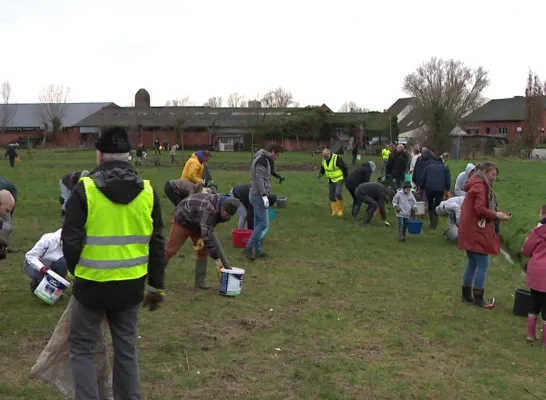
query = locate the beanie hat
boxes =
[95,126,132,154]
[220,196,240,216]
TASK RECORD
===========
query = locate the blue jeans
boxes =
[462,251,490,289]
[246,194,268,252]
[24,257,68,281]
[397,217,408,233]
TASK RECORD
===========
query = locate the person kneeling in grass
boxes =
[25,228,68,294]
[164,193,240,289]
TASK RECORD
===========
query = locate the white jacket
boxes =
[454,163,475,196]
[25,229,64,272]
[436,196,465,222]
[392,189,417,218]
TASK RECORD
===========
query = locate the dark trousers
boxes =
[357,194,385,222]
[345,179,361,217]
[426,191,444,217]
[530,289,546,320]
[164,182,182,207]
[69,299,141,400]
[246,205,255,230]
[8,156,15,167]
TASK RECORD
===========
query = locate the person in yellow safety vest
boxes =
[381,144,391,175]
[318,148,348,216]
[61,126,167,399]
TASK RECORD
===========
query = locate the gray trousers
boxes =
[69,299,141,400]
[328,181,344,201]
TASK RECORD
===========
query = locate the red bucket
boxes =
[232,229,252,248]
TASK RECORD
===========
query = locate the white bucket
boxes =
[415,201,426,215]
[219,267,245,297]
[34,270,70,305]
[444,224,459,242]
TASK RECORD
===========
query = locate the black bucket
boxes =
[513,288,533,317]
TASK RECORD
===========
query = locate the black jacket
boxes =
[355,182,391,215]
[61,161,166,312]
[346,163,372,186]
[387,151,409,181]
[231,183,276,230]
[61,171,85,191]
[319,155,348,182]
[419,159,451,193]
[0,176,17,201]
[412,151,435,186]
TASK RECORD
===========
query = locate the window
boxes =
[485,127,491,134]
[498,127,508,135]
[220,137,229,144]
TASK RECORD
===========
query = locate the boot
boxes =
[472,288,494,308]
[361,208,374,226]
[461,286,473,303]
[352,202,361,219]
[194,259,211,289]
[336,200,344,216]
[430,214,438,229]
[399,231,405,242]
[527,314,538,341]
[29,279,40,294]
[330,201,337,216]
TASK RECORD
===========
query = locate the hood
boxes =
[193,151,205,164]
[254,149,269,159]
[89,161,144,205]
[535,223,546,240]
[359,162,372,173]
[420,151,434,162]
[463,174,486,193]
[464,163,475,177]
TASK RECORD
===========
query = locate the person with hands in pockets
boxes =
[61,126,167,400]
[243,142,283,260]
[392,182,417,242]
[24,228,68,294]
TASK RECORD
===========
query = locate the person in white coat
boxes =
[24,228,68,293]
[454,163,475,196]
[435,196,465,226]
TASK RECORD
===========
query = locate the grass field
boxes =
[0,149,545,399]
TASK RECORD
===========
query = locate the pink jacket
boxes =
[522,223,546,293]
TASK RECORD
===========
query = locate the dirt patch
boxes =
[208,162,319,172]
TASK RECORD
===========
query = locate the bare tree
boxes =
[38,84,71,145]
[261,87,296,108]
[522,70,546,152]
[203,96,223,107]
[227,92,246,107]
[0,81,17,132]
[165,96,194,106]
[338,101,369,113]
[129,100,135,107]
[403,57,489,152]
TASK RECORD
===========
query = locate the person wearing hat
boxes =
[59,170,90,216]
[345,161,376,218]
[164,192,239,289]
[392,182,418,241]
[61,126,167,399]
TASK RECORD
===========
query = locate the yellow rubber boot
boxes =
[330,201,337,216]
[336,200,344,216]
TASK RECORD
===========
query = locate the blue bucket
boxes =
[407,219,423,234]
[260,208,278,239]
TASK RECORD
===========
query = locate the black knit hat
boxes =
[95,126,132,154]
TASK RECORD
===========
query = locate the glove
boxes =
[384,221,391,227]
[262,196,270,208]
[193,238,205,251]
[143,285,165,311]
[215,259,224,277]
[411,208,417,217]
[394,206,401,213]
[279,176,285,184]
[39,266,49,276]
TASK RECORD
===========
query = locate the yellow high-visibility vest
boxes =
[74,177,154,282]
[322,154,344,183]
[382,148,391,160]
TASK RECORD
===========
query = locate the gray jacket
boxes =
[392,189,417,218]
[250,149,272,196]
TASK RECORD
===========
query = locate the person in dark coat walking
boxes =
[4,144,18,168]
[386,144,409,191]
[412,147,435,190]
[345,161,376,218]
[419,157,451,229]
[355,182,392,227]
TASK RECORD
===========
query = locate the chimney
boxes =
[248,100,262,108]
[135,88,151,108]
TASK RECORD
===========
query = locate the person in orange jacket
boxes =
[181,150,211,184]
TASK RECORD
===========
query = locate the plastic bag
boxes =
[30,297,114,399]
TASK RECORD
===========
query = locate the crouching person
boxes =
[25,228,68,293]
[436,195,464,226]
[164,179,203,207]
[355,182,392,227]
[165,193,240,289]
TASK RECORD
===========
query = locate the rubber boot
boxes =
[472,288,494,308]
[336,200,344,216]
[461,286,473,303]
[352,202,361,219]
[527,314,538,341]
[430,214,438,230]
[330,201,337,216]
[194,259,211,289]
[398,230,405,242]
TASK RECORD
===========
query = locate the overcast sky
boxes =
[1,0,545,111]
